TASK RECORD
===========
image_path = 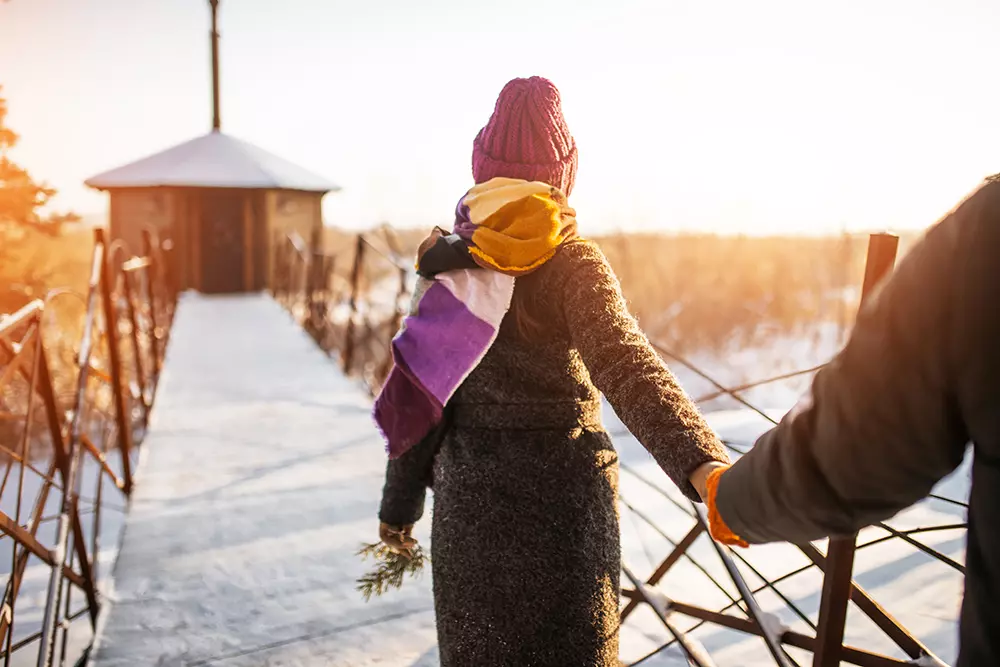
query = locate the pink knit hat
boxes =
[472,76,578,196]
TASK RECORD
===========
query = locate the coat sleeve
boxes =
[560,241,730,501]
[378,423,439,527]
[714,180,997,544]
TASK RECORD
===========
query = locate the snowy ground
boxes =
[88,293,968,666]
[90,294,438,666]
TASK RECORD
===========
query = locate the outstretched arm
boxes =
[714,180,998,544]
[560,241,729,501]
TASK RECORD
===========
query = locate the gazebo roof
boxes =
[85,131,339,193]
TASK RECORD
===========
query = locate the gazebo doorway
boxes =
[198,189,247,294]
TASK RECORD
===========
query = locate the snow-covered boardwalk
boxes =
[87,293,967,666]
[90,294,437,666]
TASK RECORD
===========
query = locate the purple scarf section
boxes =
[372,210,515,458]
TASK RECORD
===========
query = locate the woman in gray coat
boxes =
[375,76,729,666]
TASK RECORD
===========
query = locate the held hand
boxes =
[689,461,728,503]
[689,462,749,548]
[379,522,418,558]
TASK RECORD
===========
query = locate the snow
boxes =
[85,131,339,192]
[88,294,967,666]
[89,294,435,666]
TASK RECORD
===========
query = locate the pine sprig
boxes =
[356,541,428,601]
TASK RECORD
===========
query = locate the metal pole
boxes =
[306,225,322,331]
[342,235,365,373]
[38,328,100,664]
[142,230,162,379]
[209,0,221,131]
[621,562,718,667]
[373,265,407,389]
[813,232,898,667]
[693,503,795,667]
[122,271,150,429]
[95,228,136,496]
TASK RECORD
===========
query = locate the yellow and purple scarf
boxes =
[373,178,577,458]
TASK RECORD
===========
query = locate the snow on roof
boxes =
[85,131,340,193]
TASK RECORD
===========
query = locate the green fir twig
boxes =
[356,541,428,601]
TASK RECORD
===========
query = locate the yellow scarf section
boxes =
[464,177,578,277]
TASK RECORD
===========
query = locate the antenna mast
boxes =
[209,0,221,131]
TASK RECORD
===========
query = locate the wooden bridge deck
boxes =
[90,294,437,666]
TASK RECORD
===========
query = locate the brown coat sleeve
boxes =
[715,180,999,544]
[560,241,730,501]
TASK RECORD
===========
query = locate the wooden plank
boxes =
[264,190,275,287]
[173,190,188,290]
[243,194,254,290]
[192,192,203,291]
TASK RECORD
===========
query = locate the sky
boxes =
[1,0,999,235]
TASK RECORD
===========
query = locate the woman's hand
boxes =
[379,522,418,558]
[689,461,728,503]
[689,462,749,547]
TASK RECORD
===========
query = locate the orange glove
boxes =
[705,466,749,548]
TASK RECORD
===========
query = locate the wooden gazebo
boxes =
[85,132,339,293]
[84,0,339,294]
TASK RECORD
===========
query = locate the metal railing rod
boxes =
[693,504,797,667]
[622,561,718,667]
[0,225,174,666]
[693,364,826,404]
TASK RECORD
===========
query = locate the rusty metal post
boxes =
[271,232,283,303]
[38,327,100,666]
[121,271,150,429]
[319,254,334,324]
[858,234,899,306]
[306,225,323,330]
[160,237,177,311]
[209,0,222,131]
[374,265,408,387]
[282,236,292,308]
[812,232,898,667]
[342,234,366,373]
[95,228,136,496]
[142,230,163,378]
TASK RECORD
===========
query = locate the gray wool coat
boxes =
[380,240,728,666]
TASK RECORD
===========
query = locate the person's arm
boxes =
[559,241,729,501]
[378,423,438,552]
[714,180,998,544]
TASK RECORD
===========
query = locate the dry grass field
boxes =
[320,225,918,353]
[2,223,921,387]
